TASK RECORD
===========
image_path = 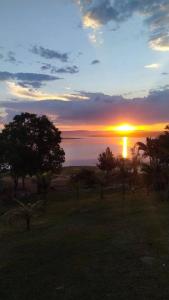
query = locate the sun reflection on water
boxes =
[122,137,128,158]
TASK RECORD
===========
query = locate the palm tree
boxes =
[137,127,169,194]
[130,146,141,189]
[3,199,44,231]
[136,137,160,165]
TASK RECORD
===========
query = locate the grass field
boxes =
[1,187,169,299]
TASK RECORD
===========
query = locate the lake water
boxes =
[62,135,146,166]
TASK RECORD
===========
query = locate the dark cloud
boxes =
[31,46,69,62]
[0,71,61,84]
[41,64,51,71]
[1,88,169,126]
[91,59,100,65]
[0,51,22,64]
[86,0,120,24]
[17,81,43,89]
[4,51,22,64]
[161,72,169,75]
[12,72,60,82]
[79,0,169,51]
[5,51,17,63]
[0,71,62,89]
[41,64,79,74]
[53,66,79,74]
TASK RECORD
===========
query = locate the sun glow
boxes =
[115,124,136,133]
[106,122,167,133]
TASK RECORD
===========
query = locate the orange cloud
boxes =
[7,82,89,101]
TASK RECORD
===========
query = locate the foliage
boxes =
[136,126,169,192]
[0,112,65,190]
[70,168,97,188]
[36,171,53,195]
[97,147,116,176]
[3,199,44,231]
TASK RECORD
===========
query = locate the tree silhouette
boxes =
[136,137,160,165]
[136,129,169,193]
[97,147,116,178]
[130,146,141,189]
[1,112,65,192]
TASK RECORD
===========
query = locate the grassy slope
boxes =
[0,189,169,300]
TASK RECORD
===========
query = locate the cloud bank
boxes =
[77,0,169,51]
[1,88,169,127]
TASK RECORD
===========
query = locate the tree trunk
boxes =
[22,176,25,190]
[14,176,18,196]
[26,215,30,231]
[37,178,41,194]
[122,176,126,201]
[76,185,80,201]
[100,184,104,200]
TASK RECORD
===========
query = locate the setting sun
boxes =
[115,124,136,132]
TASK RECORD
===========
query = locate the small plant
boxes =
[3,199,44,231]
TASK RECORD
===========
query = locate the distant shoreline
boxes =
[62,130,162,139]
[62,137,82,140]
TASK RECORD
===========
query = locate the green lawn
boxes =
[1,188,169,299]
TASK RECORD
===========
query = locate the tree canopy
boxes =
[97,147,116,175]
[0,112,65,188]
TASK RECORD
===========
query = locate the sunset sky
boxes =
[0,0,169,131]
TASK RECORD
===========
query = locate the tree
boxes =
[136,128,169,193]
[116,156,132,199]
[36,171,52,198]
[136,137,160,166]
[1,112,65,192]
[75,168,97,188]
[0,135,7,173]
[97,147,116,178]
[70,168,97,200]
[130,146,141,189]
